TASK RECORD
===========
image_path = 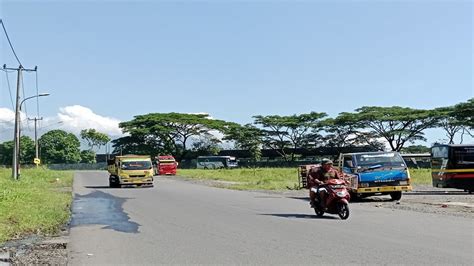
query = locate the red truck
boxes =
[154,155,178,175]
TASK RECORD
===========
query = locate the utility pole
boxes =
[3,64,37,180]
[28,117,43,167]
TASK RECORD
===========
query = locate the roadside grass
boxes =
[178,168,300,190]
[0,168,73,244]
[178,167,433,189]
[409,168,432,185]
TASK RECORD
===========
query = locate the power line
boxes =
[0,19,23,66]
[1,69,15,109]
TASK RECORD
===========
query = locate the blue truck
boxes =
[337,151,412,200]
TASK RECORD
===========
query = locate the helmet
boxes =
[321,158,333,165]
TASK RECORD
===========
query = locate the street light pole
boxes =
[15,93,49,172]
[28,117,43,167]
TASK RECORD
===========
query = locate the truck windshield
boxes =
[121,161,152,170]
[355,153,405,169]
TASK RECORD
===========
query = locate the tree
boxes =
[400,145,431,154]
[39,130,81,164]
[253,112,327,161]
[320,117,385,153]
[80,129,111,151]
[432,106,466,144]
[80,150,96,163]
[117,113,230,160]
[0,136,35,165]
[451,99,474,139]
[223,123,263,162]
[338,106,440,152]
[191,136,222,156]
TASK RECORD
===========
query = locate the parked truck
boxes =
[107,155,154,188]
[338,151,412,200]
[298,151,412,201]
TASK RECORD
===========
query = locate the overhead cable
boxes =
[0,19,23,66]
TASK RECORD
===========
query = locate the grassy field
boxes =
[178,167,433,190]
[0,168,73,244]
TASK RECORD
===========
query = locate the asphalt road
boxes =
[68,171,473,265]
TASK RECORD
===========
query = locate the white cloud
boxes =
[0,107,15,124]
[56,105,123,137]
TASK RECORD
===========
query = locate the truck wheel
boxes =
[349,192,360,202]
[390,192,402,201]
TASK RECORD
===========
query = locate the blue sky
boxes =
[0,0,473,146]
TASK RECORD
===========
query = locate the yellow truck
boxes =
[107,155,154,188]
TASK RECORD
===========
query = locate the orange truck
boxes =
[155,155,178,175]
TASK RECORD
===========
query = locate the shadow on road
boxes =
[260,213,338,220]
[71,191,140,233]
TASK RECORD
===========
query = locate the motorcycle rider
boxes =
[308,158,342,209]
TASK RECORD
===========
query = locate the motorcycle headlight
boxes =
[336,191,347,197]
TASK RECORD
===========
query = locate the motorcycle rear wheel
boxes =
[337,202,350,220]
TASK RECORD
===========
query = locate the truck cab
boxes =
[338,151,412,200]
[107,155,154,188]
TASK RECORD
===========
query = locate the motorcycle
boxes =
[311,179,351,219]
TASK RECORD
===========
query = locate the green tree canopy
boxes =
[451,98,473,138]
[320,117,385,152]
[223,123,263,162]
[400,145,431,154]
[39,130,81,164]
[80,128,111,151]
[0,136,35,165]
[80,150,97,163]
[337,106,439,151]
[116,113,230,160]
[253,112,327,161]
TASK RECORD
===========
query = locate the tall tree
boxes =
[223,123,264,162]
[253,112,327,161]
[0,136,35,165]
[39,130,81,164]
[80,150,96,163]
[452,98,474,137]
[320,117,384,153]
[338,106,439,151]
[118,113,230,160]
[80,129,111,151]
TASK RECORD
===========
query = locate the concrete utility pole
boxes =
[3,64,38,180]
[28,117,43,167]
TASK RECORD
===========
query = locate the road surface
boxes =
[68,171,473,265]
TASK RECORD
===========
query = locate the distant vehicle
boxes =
[338,151,412,200]
[107,155,154,188]
[196,156,238,169]
[431,144,474,193]
[155,155,177,175]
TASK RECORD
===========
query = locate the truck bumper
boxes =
[354,185,412,193]
[120,178,153,185]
